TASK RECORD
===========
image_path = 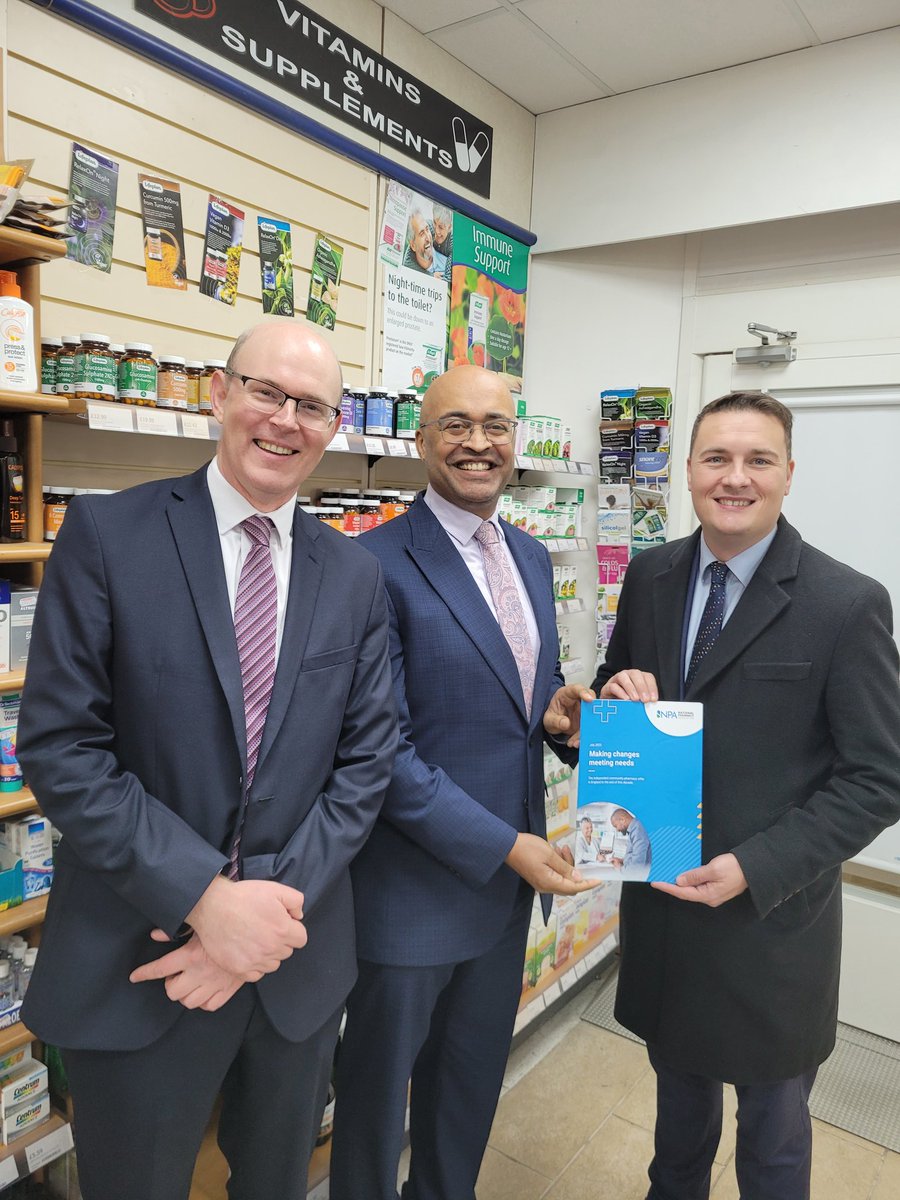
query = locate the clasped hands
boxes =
[129,875,307,1013]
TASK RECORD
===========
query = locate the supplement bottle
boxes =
[40,337,62,396]
[157,355,188,410]
[199,360,225,416]
[118,344,157,407]
[0,962,11,1013]
[185,361,203,414]
[55,335,80,398]
[43,485,73,542]
[74,333,117,400]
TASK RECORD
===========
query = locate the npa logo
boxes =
[153,0,217,18]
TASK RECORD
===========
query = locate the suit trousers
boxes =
[63,986,341,1200]
[330,901,531,1200]
[646,1044,818,1200]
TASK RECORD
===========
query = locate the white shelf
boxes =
[81,400,422,459]
[555,598,587,616]
[539,537,590,553]
[515,455,594,475]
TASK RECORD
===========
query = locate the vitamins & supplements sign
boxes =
[136,0,494,198]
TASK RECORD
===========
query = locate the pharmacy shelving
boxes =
[0,1110,73,1190]
[0,1020,34,1058]
[0,788,39,822]
[0,896,48,940]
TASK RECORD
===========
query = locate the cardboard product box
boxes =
[562,425,572,459]
[0,1059,48,1115]
[552,565,561,601]
[0,816,53,898]
[573,891,593,954]
[553,896,576,969]
[634,387,672,420]
[0,1044,32,1082]
[600,389,636,421]
[0,860,23,915]
[534,915,557,984]
[8,587,38,671]
[1,1090,50,1144]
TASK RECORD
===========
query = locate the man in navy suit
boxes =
[330,365,593,1200]
[17,322,398,1200]
[593,392,900,1199]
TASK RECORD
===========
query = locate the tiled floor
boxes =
[191,974,900,1198]
[471,978,900,1200]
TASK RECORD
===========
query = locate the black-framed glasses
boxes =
[418,416,519,445]
[223,368,340,431]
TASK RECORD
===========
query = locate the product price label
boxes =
[364,437,384,455]
[0,1155,17,1187]
[88,402,135,433]
[136,409,178,437]
[25,1120,74,1173]
[329,433,350,454]
[180,414,212,440]
[386,440,409,457]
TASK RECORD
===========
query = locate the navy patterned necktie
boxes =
[686,561,729,689]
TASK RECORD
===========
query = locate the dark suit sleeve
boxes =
[240,566,398,915]
[17,501,227,938]
[735,580,900,917]
[374,589,519,889]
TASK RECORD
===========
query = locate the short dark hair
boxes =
[689,391,792,458]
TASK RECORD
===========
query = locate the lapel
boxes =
[505,522,558,729]
[255,507,325,772]
[405,499,528,719]
[167,467,246,757]
[685,518,801,698]
[652,531,699,699]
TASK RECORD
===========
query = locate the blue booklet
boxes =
[576,700,703,883]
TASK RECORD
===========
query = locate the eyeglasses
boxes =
[223,369,340,431]
[418,417,519,445]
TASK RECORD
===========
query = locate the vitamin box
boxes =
[0,1059,47,1115]
[1,1090,50,1144]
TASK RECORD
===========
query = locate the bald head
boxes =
[419,365,515,425]
[227,321,343,405]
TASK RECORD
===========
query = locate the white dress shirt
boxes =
[206,458,296,661]
[423,485,541,660]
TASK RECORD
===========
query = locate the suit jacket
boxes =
[17,466,398,1051]
[593,518,900,1083]
[353,496,575,966]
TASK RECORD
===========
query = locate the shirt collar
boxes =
[699,525,778,587]
[207,458,295,550]
[424,484,503,547]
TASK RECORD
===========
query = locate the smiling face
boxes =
[580,817,593,839]
[687,410,794,561]
[433,212,451,245]
[409,211,434,271]
[415,365,516,519]
[210,323,341,511]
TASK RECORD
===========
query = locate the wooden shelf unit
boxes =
[0,1020,34,1058]
[0,672,26,694]
[0,788,39,821]
[0,227,67,268]
[0,895,48,939]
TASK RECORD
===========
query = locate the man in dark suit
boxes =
[17,322,398,1200]
[593,391,900,1200]
[330,365,593,1200]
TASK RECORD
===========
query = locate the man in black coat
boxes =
[592,391,900,1200]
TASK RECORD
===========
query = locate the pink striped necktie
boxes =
[228,514,277,879]
[474,520,536,716]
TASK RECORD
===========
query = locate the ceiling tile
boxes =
[794,0,900,42]
[380,0,503,36]
[519,0,814,93]
[429,10,609,113]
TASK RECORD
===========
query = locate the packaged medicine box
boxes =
[8,587,38,671]
[0,1059,48,1115]
[1,1090,50,1144]
[0,580,9,674]
[0,816,53,898]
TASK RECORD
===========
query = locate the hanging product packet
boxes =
[0,161,34,226]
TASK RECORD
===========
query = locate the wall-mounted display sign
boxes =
[200,194,244,305]
[66,143,119,273]
[257,217,294,315]
[138,175,188,290]
[136,0,494,198]
[449,214,528,392]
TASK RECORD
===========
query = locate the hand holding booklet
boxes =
[576,700,703,883]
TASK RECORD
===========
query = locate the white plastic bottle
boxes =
[17,947,36,1001]
[0,270,37,393]
[0,961,12,1013]
[9,942,24,996]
